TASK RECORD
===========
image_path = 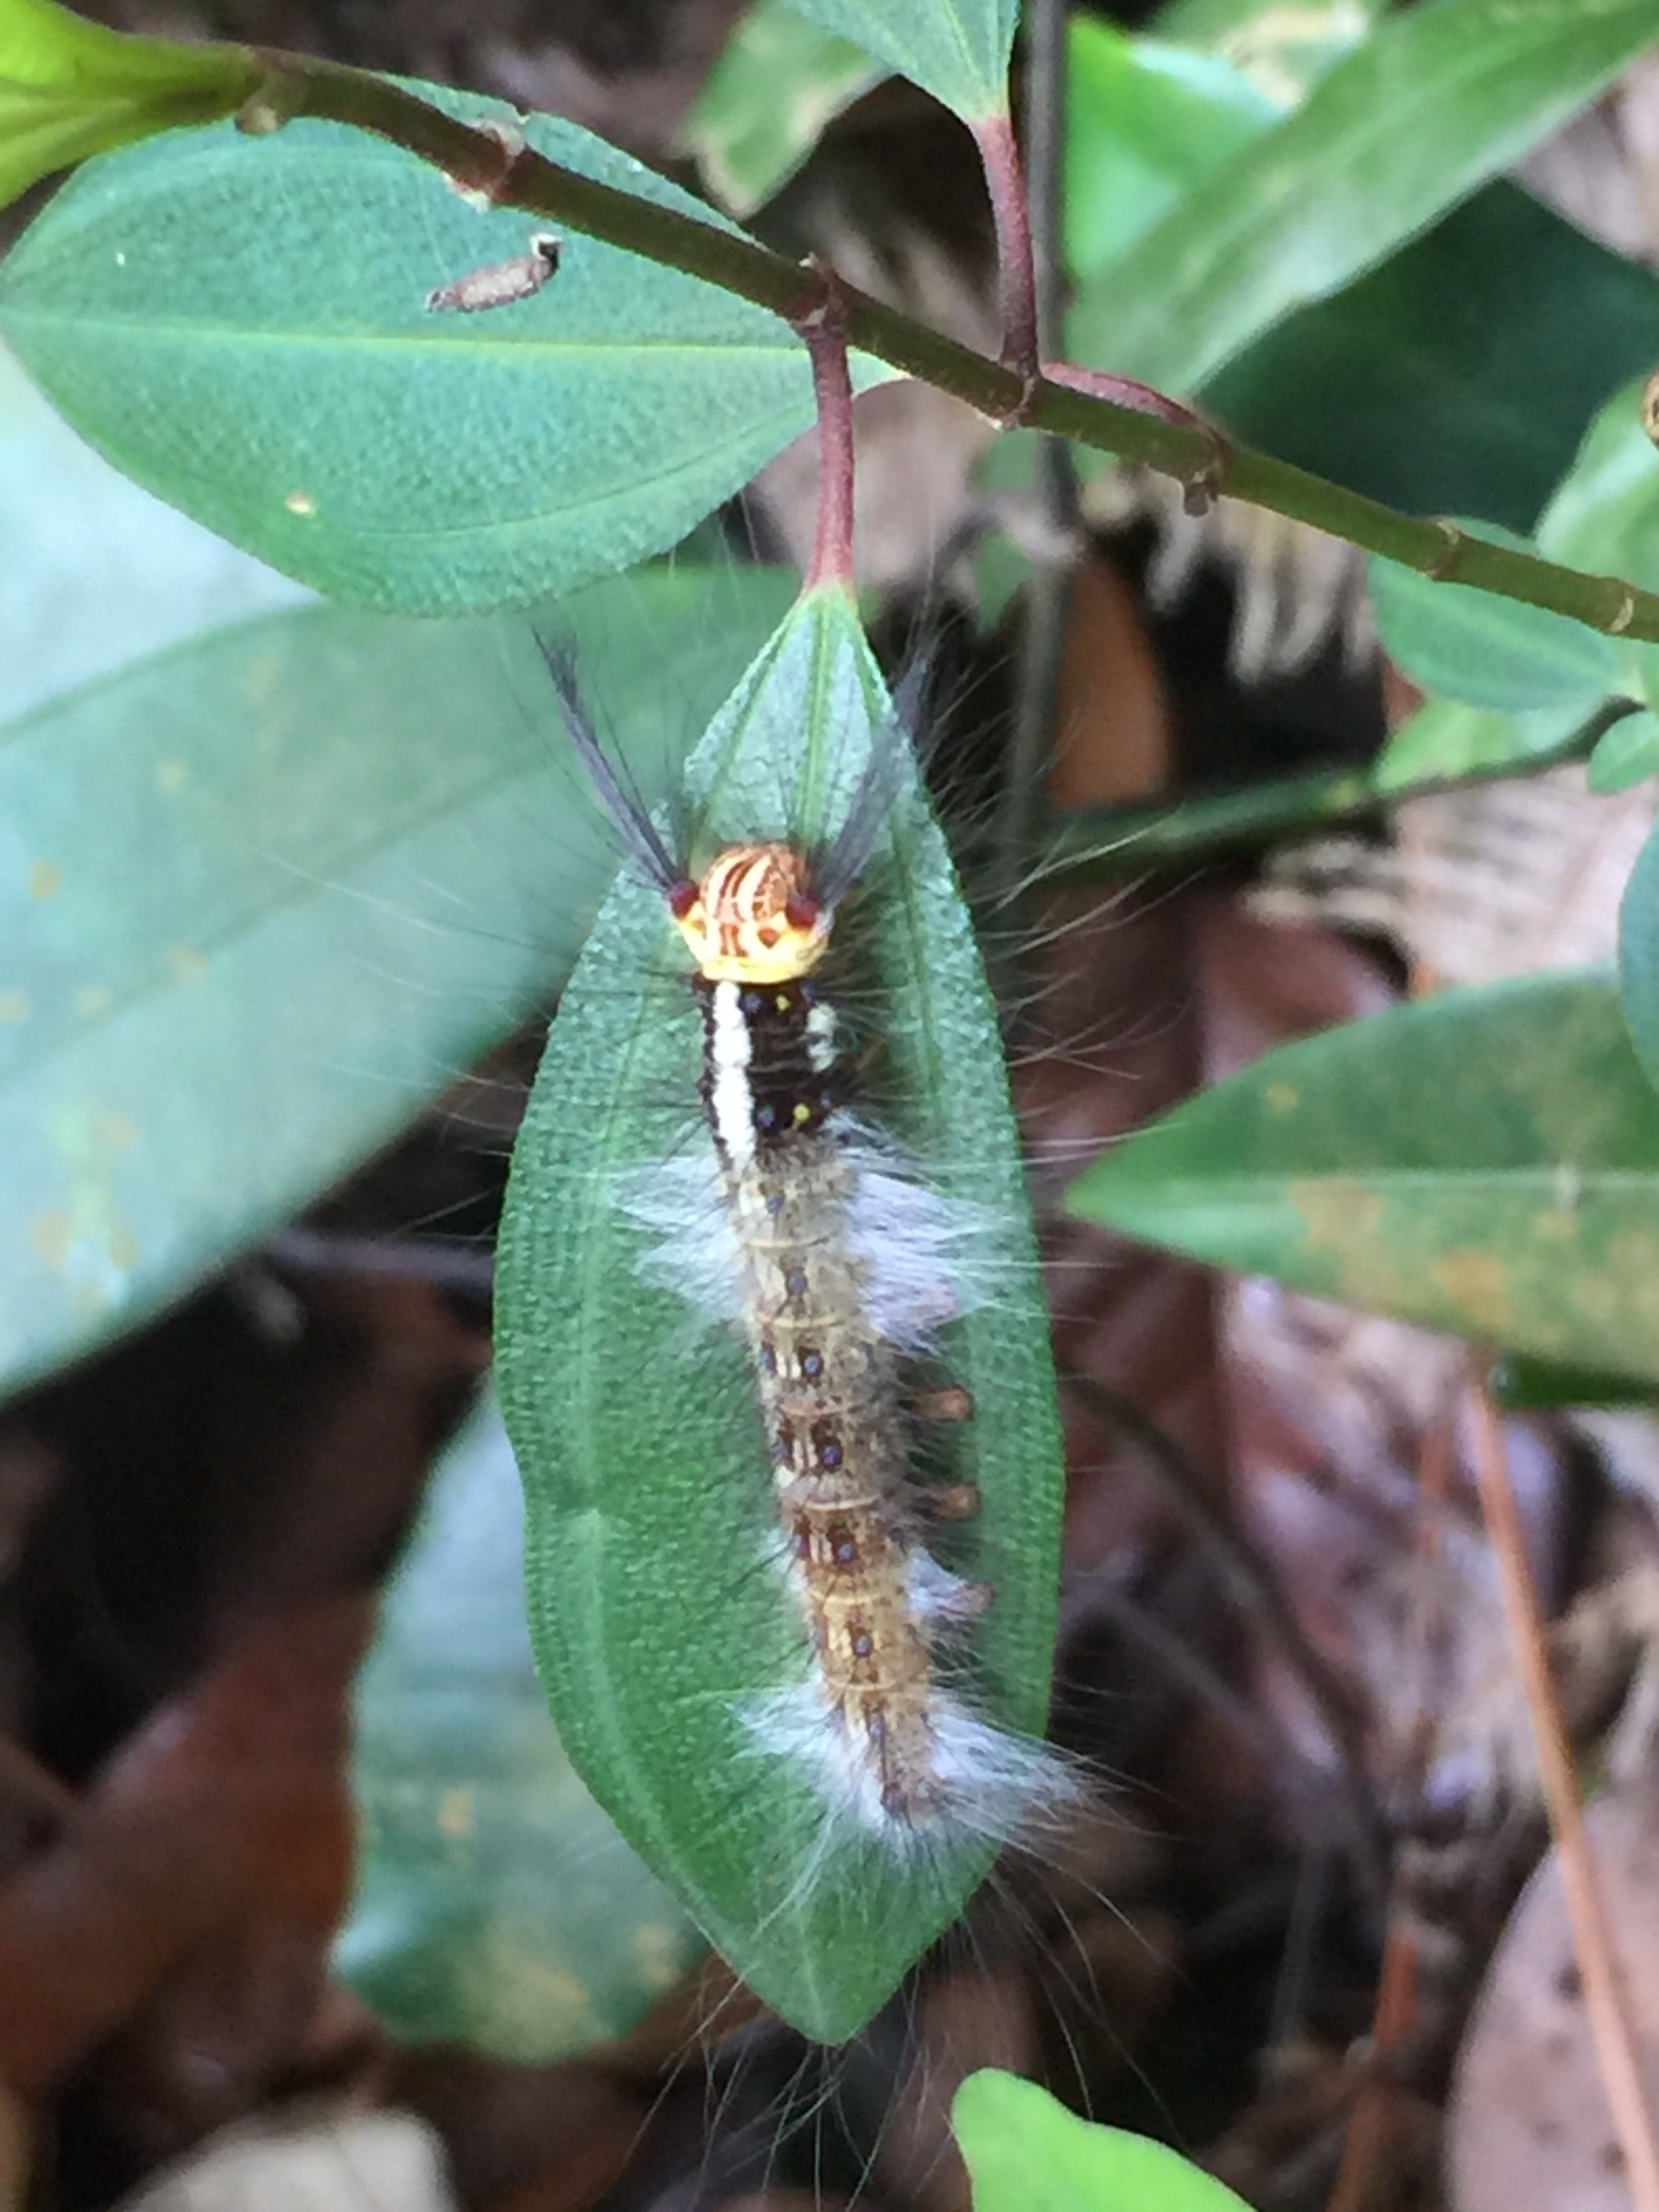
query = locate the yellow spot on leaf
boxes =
[241,653,280,711]
[284,489,317,516]
[75,985,112,1020]
[39,1105,143,1312]
[26,860,61,901]
[1264,1081,1298,1115]
[1290,1178,1383,1251]
[464,1933,598,2049]
[1429,1247,1513,1335]
[166,944,209,985]
[436,1788,474,1840]
[1534,1207,1579,1243]
[0,989,30,1023]
[634,1921,687,1992]
[98,1112,137,1153]
[30,1212,70,1268]
[156,758,188,795]
[1576,1272,1618,1324]
[1608,1231,1659,1323]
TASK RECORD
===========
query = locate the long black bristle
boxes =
[537,634,683,893]
[813,663,928,912]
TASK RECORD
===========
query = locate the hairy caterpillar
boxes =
[496,592,1073,2041]
[558,668,1071,1842]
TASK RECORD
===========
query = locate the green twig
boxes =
[230,49,1659,643]
[1037,695,1643,883]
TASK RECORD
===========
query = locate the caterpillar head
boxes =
[670,842,832,985]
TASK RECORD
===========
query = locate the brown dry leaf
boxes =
[0,1593,373,2100]
[79,1891,369,2171]
[716,2194,858,2212]
[1049,550,1174,811]
[0,2082,30,2212]
[386,2047,647,2212]
[0,1258,486,2183]
[1448,1781,1659,2212]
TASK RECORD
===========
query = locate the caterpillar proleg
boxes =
[496,586,1072,2042]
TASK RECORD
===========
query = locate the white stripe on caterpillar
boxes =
[708,981,760,1172]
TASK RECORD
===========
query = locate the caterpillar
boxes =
[557,653,1070,1843]
[497,595,1073,2040]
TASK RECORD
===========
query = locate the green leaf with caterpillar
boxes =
[495,587,1066,2043]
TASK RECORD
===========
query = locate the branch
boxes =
[234,49,1659,644]
[1033,694,1644,884]
[796,265,857,590]
[970,108,1040,388]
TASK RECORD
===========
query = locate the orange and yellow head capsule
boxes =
[669,842,832,985]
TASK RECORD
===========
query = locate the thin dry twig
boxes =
[1324,1411,1454,2212]
[1468,1370,1659,2212]
[1324,1915,1422,2212]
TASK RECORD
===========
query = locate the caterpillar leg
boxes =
[909,1385,975,1423]
[909,1557,996,1622]
[915,1479,982,1522]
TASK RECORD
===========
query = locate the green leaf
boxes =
[0,96,890,613]
[1068,0,1659,395]
[1619,816,1659,1092]
[1373,695,1600,794]
[0,565,793,1398]
[1588,707,1659,794]
[954,2070,1253,2212]
[0,337,306,724]
[1151,0,1383,86]
[1490,1351,1659,1410]
[1068,972,1659,1385]
[495,589,1065,2043]
[773,0,1015,122]
[1065,21,1277,281]
[1203,182,1659,532]
[1369,527,1620,713]
[0,0,252,209]
[679,0,884,216]
[1538,375,1659,590]
[342,1391,701,2059]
